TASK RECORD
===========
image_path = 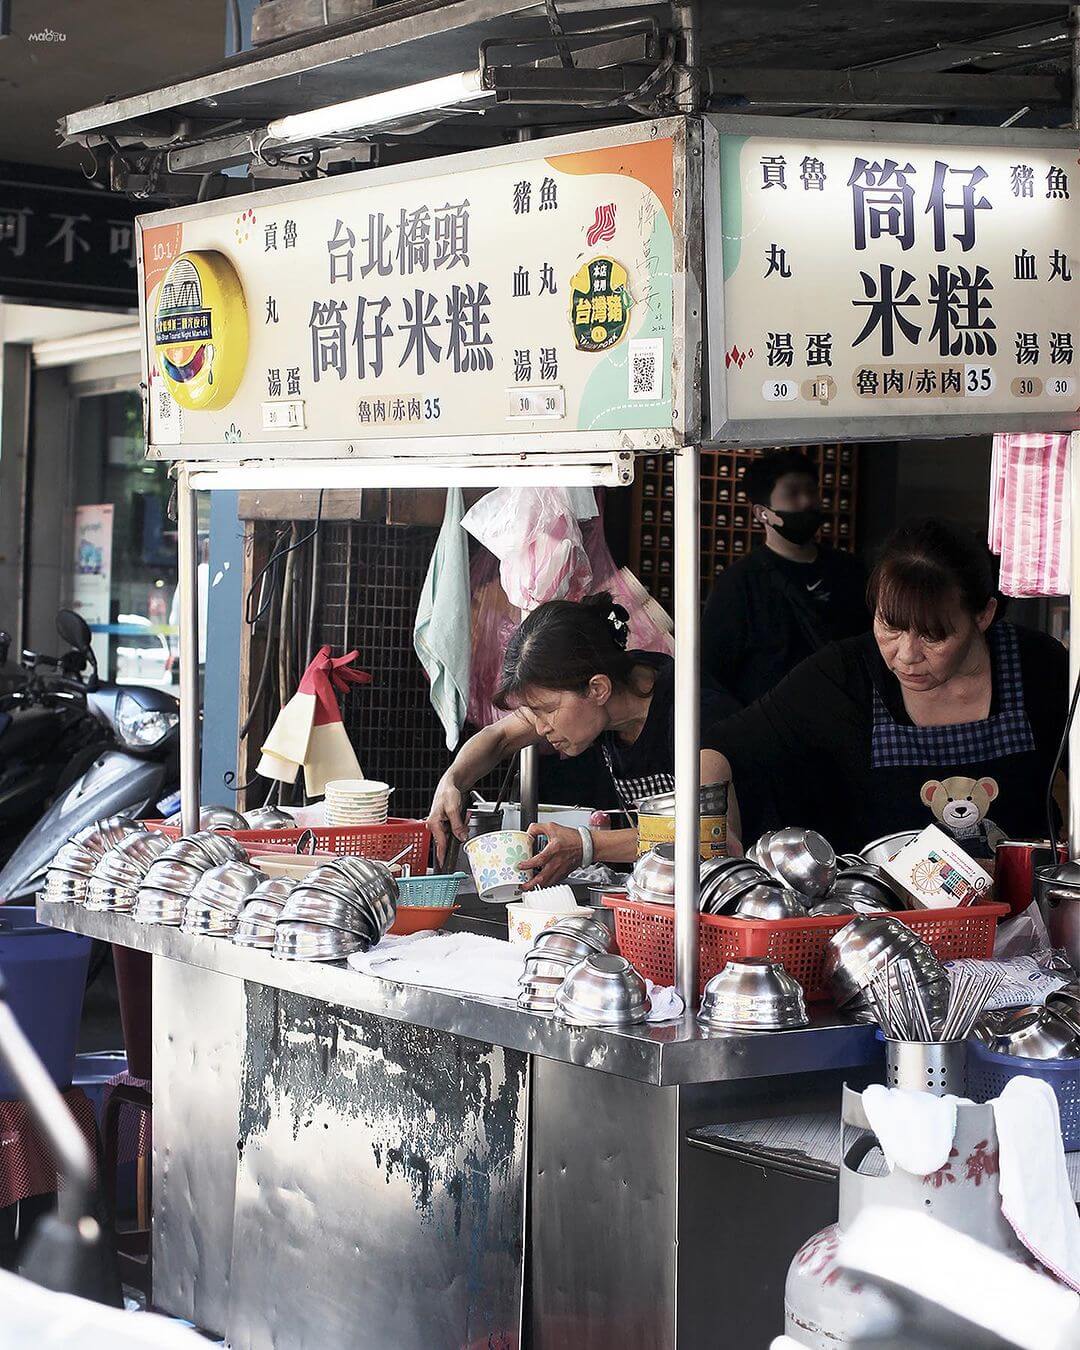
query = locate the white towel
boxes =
[413,487,471,750]
[861,1084,959,1176]
[645,981,685,1023]
[347,930,523,1001]
[993,1076,1080,1292]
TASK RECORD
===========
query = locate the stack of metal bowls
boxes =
[554,953,651,1027]
[829,862,908,914]
[698,958,809,1031]
[232,877,296,948]
[42,839,101,903]
[824,914,949,1022]
[720,877,809,920]
[70,815,142,857]
[518,913,615,1013]
[84,830,172,912]
[627,843,677,906]
[698,856,771,915]
[133,832,248,925]
[181,861,265,937]
[973,1004,1080,1059]
[274,857,397,961]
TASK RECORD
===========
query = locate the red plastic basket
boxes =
[603,894,1008,1001]
[144,819,431,875]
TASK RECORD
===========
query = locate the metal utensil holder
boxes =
[884,1038,967,1097]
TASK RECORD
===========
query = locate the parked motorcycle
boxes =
[0,610,180,902]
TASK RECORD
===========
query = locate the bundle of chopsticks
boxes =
[865,960,1003,1043]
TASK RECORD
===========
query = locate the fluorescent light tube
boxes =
[266,70,489,144]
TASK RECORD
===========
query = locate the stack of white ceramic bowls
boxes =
[181,861,265,937]
[84,830,172,912]
[323,779,391,827]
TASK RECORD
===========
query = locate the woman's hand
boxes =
[427,776,468,867]
[518,822,584,890]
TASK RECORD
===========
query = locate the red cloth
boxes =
[0,1088,98,1209]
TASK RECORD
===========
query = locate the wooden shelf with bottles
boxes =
[630,445,860,613]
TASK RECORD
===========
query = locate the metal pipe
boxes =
[177,470,202,833]
[0,1002,91,1226]
[520,745,539,832]
[672,0,702,113]
[1070,4,1080,858]
[673,444,701,1005]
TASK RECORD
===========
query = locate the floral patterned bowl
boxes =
[464,830,533,903]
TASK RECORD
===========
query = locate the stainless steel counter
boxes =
[38,899,874,1087]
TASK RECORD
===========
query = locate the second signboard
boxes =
[706,115,1079,443]
[138,119,695,460]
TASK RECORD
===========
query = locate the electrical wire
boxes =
[244,493,324,626]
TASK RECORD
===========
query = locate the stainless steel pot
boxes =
[1035,862,1080,974]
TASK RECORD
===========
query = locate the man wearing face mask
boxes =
[702,449,869,708]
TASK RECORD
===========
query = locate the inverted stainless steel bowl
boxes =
[626,881,675,907]
[809,899,858,917]
[530,929,599,963]
[555,953,651,1027]
[631,845,677,900]
[73,815,141,859]
[243,806,295,829]
[273,920,366,962]
[187,831,249,865]
[84,876,138,911]
[240,897,286,927]
[724,881,808,921]
[248,876,297,908]
[860,832,919,867]
[280,889,377,940]
[181,900,238,937]
[983,1006,1080,1059]
[824,915,947,1019]
[767,827,837,900]
[162,835,221,869]
[698,958,809,1030]
[142,857,205,896]
[49,841,100,878]
[190,862,265,915]
[42,874,88,902]
[544,913,615,954]
[523,951,580,980]
[132,886,187,925]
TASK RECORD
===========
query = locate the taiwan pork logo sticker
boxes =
[153,250,249,413]
[570,256,632,353]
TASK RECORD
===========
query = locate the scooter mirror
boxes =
[56,608,92,653]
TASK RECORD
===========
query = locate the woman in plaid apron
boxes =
[704,519,1068,860]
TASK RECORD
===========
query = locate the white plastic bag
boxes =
[461,487,597,611]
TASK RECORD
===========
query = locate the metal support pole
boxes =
[1069,5,1080,857]
[673,445,701,1005]
[177,470,202,834]
[520,745,540,832]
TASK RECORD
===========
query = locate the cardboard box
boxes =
[882,824,994,909]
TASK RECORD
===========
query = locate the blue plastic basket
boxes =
[396,873,467,907]
[967,1040,1080,1150]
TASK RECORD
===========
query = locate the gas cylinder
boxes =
[784,1085,1024,1348]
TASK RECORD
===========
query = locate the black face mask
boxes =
[770,507,824,546]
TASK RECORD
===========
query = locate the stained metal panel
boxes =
[152,956,244,1333]
[226,985,528,1349]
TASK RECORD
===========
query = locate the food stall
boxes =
[36,105,1080,1349]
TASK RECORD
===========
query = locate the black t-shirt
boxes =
[599,651,739,810]
[702,546,869,708]
[706,623,1067,859]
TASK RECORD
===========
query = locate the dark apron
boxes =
[867,623,1041,861]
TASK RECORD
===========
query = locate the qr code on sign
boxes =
[629,338,663,400]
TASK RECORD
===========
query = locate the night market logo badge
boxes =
[153,251,249,412]
[570,256,632,353]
